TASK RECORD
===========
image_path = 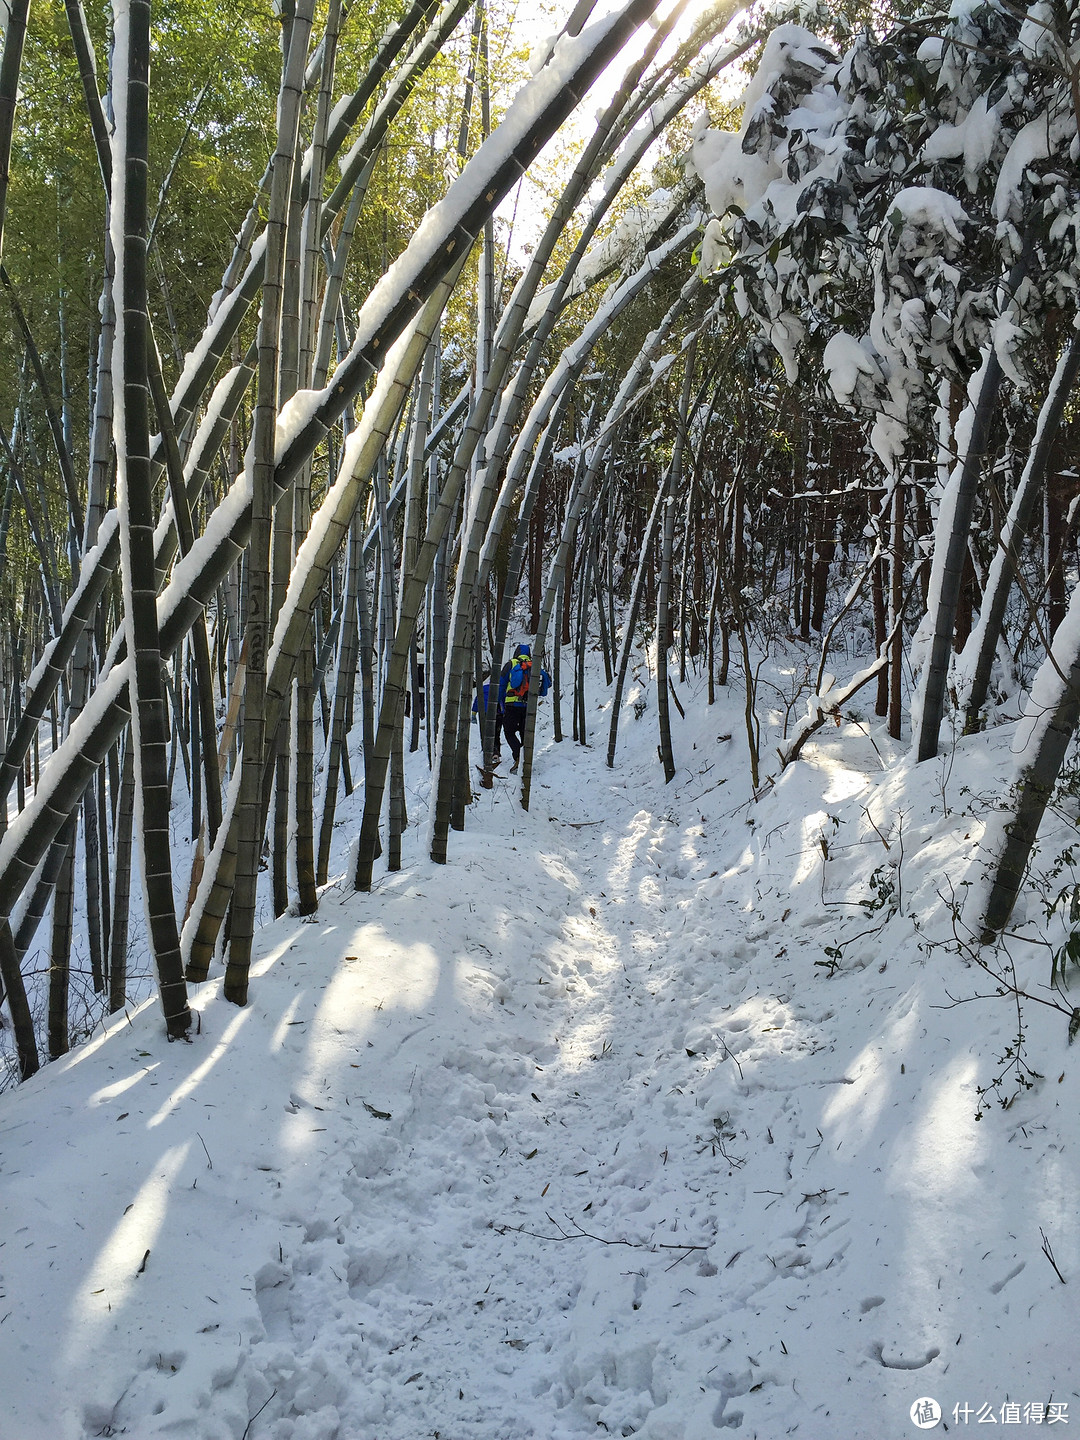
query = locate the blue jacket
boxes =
[498,644,552,706]
[472,680,502,717]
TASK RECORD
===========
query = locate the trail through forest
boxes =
[3,3,1080,1434]
[0,669,1076,1440]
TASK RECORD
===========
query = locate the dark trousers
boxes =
[502,705,526,761]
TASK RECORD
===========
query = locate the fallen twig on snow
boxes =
[492,1213,709,1255]
[1041,1227,1067,1284]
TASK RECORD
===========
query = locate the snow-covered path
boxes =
[1,678,1077,1439]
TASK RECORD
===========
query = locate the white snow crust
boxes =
[1,653,1077,1440]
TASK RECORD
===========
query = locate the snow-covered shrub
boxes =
[690,3,1080,467]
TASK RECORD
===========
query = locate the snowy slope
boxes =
[0,655,1077,1439]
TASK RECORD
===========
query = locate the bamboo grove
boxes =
[2,0,1080,1082]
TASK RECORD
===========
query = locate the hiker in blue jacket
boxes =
[498,643,551,773]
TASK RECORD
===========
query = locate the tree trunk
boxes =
[889,478,904,740]
[112,0,190,1038]
[914,328,1010,760]
[963,337,1080,729]
[317,511,362,885]
[109,742,135,1012]
[656,344,695,783]
[978,578,1080,937]
[226,0,315,1002]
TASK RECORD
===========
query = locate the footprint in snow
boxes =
[989,1260,1025,1294]
[869,1341,941,1370]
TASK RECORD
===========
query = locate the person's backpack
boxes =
[506,653,532,702]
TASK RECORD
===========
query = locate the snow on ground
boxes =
[1,649,1078,1439]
